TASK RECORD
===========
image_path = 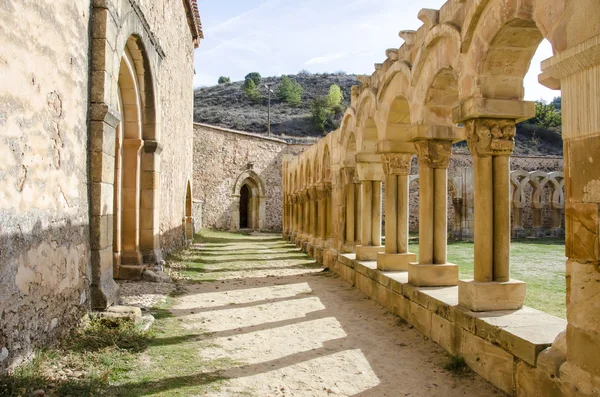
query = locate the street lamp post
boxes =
[265,84,274,137]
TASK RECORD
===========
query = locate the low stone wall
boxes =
[193,124,308,231]
[330,252,566,396]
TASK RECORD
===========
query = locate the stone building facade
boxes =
[192,123,308,232]
[0,0,202,370]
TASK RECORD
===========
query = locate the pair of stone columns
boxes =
[354,154,385,261]
[377,153,417,270]
[342,167,361,253]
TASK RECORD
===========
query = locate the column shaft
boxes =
[385,175,398,254]
[473,155,494,282]
[372,181,382,246]
[355,183,362,243]
[361,181,373,246]
[433,168,448,264]
[419,163,434,265]
[493,155,511,282]
[346,183,355,243]
[398,174,409,254]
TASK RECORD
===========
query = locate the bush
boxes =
[243,72,262,89]
[530,100,562,130]
[276,76,304,106]
[243,79,262,103]
[311,97,330,132]
[217,76,231,84]
[327,84,343,108]
[297,69,311,76]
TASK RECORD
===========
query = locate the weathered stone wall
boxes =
[408,154,564,236]
[193,124,308,231]
[136,0,196,253]
[0,0,93,369]
[0,0,198,370]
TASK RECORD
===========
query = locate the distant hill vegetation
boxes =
[193,72,563,156]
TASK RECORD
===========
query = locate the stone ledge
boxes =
[336,252,566,389]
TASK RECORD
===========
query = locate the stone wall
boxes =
[0,0,93,369]
[0,0,199,370]
[408,154,564,238]
[137,0,196,253]
[193,124,308,231]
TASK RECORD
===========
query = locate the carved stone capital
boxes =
[307,187,318,200]
[466,118,516,157]
[381,153,412,176]
[342,167,356,185]
[414,140,452,169]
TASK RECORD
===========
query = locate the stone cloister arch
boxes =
[231,170,265,231]
[283,1,600,394]
[89,6,162,309]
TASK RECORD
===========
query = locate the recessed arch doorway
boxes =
[231,170,266,231]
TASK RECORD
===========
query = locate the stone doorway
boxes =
[240,184,250,229]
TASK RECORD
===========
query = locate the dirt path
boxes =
[119,231,504,397]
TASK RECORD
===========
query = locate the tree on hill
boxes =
[244,72,262,89]
[531,99,562,130]
[311,84,346,133]
[276,76,303,106]
[218,76,231,84]
[243,79,262,103]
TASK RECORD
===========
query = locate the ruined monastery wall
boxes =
[193,124,308,231]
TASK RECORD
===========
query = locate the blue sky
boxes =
[193,0,558,101]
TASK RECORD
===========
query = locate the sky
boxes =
[193,0,559,102]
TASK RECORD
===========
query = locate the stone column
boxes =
[408,140,458,286]
[377,153,417,271]
[140,140,162,263]
[342,167,356,252]
[457,118,526,311]
[120,138,143,266]
[354,181,362,245]
[325,183,332,240]
[355,156,385,261]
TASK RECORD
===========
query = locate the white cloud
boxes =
[305,52,349,65]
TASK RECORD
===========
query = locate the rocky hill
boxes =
[193,73,563,156]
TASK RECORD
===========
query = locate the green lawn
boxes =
[408,239,567,318]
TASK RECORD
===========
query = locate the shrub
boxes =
[243,79,262,103]
[531,100,562,130]
[217,76,231,84]
[243,72,262,89]
[311,97,330,132]
[276,76,304,106]
[327,84,343,108]
[297,69,311,76]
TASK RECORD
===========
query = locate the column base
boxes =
[355,245,385,261]
[408,262,459,287]
[377,252,417,271]
[342,241,356,253]
[458,279,526,312]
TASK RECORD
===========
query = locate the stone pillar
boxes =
[120,138,143,266]
[540,35,600,390]
[354,182,362,245]
[140,140,162,263]
[408,140,458,286]
[377,153,417,271]
[325,185,332,240]
[342,167,356,252]
[355,155,385,261]
[457,118,526,311]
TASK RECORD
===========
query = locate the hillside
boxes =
[193,73,563,156]
[193,73,358,141]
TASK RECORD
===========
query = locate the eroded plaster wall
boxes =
[0,0,92,369]
[193,124,308,231]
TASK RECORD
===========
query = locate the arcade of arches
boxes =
[284,1,600,395]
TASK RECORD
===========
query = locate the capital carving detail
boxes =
[466,118,516,157]
[415,140,452,169]
[382,153,412,176]
[307,187,317,200]
[342,167,356,185]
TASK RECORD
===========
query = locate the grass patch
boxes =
[0,316,151,397]
[444,356,468,374]
[409,238,566,318]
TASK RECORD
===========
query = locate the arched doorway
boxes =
[231,169,266,231]
[240,184,251,229]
